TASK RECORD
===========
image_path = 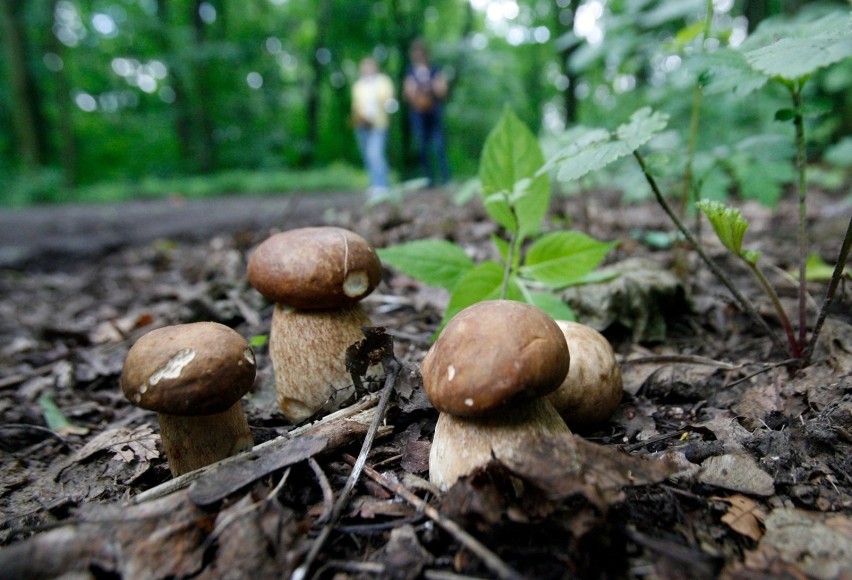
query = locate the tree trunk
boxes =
[554,1,580,125]
[45,1,78,186]
[190,0,216,173]
[302,0,331,167]
[0,0,46,169]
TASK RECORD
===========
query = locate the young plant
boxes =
[558,10,851,363]
[378,107,616,333]
[696,200,801,357]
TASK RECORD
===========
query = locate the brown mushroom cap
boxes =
[421,300,570,417]
[247,227,382,309]
[547,320,623,426]
[121,322,256,416]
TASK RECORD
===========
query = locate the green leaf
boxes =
[745,37,852,82]
[521,231,617,288]
[39,394,89,436]
[249,334,268,348]
[479,107,550,238]
[551,108,668,183]
[803,253,847,281]
[727,155,795,207]
[438,261,523,335]
[377,239,474,291]
[527,292,576,322]
[688,50,769,97]
[774,108,796,122]
[696,200,755,261]
[491,233,510,263]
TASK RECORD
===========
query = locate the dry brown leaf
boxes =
[713,494,766,542]
[63,425,160,468]
[496,433,680,508]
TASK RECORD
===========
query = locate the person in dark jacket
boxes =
[403,38,451,187]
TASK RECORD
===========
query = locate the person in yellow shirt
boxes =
[352,57,395,199]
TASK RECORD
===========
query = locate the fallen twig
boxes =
[292,356,401,580]
[127,393,381,505]
[353,459,525,580]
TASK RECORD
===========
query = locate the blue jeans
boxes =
[410,110,450,186]
[355,126,389,189]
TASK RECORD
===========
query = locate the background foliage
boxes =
[0,0,849,206]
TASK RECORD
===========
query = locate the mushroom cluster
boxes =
[121,322,256,477]
[421,300,572,490]
[247,226,383,423]
[547,320,623,428]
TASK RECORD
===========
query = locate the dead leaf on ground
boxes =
[738,508,852,580]
[699,454,775,497]
[496,433,680,508]
[712,494,766,542]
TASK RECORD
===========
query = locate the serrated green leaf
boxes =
[696,199,752,258]
[521,231,617,288]
[378,239,474,291]
[727,155,795,207]
[741,249,762,265]
[553,108,668,183]
[744,34,852,81]
[438,261,523,335]
[479,108,550,238]
[527,292,576,322]
[688,50,769,97]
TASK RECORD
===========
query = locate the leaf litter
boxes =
[0,188,850,578]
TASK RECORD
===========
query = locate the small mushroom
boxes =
[422,300,572,490]
[120,322,256,477]
[247,226,382,423]
[546,320,623,428]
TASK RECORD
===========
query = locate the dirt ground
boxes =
[0,187,850,579]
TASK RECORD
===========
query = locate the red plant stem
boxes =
[792,84,808,350]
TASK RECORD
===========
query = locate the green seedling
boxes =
[378,107,616,335]
[697,200,801,358]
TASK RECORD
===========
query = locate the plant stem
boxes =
[501,231,517,299]
[803,215,852,364]
[744,260,801,358]
[791,82,809,350]
[633,150,789,356]
[679,0,713,217]
[500,201,523,300]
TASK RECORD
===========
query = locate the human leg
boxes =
[364,128,389,189]
[409,112,433,183]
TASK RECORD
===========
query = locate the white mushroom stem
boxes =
[270,303,379,424]
[429,397,571,490]
[157,402,253,477]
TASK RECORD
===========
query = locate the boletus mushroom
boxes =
[120,322,256,477]
[247,226,382,423]
[421,300,572,490]
[546,320,623,428]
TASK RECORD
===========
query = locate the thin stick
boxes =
[354,460,524,580]
[804,215,852,363]
[292,358,401,580]
[128,394,380,505]
[633,150,788,356]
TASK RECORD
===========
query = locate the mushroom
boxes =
[120,322,256,477]
[247,226,382,423]
[421,300,572,490]
[546,320,623,428]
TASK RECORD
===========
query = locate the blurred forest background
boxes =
[1,0,849,207]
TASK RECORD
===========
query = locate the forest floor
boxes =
[0,186,850,579]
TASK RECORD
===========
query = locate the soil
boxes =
[0,187,850,579]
